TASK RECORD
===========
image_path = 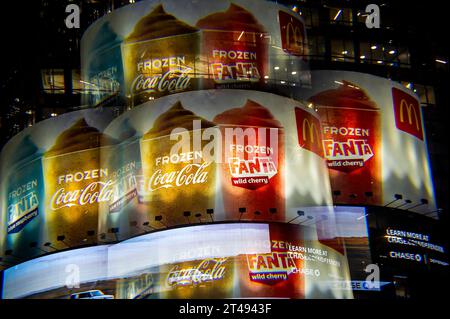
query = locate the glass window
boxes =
[331,39,355,62]
[307,35,326,60]
[71,69,88,94]
[301,8,320,28]
[435,58,449,71]
[329,7,353,26]
[359,42,410,68]
[41,69,65,94]
[401,82,436,106]
[398,46,410,66]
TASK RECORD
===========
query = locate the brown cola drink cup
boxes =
[158,257,235,299]
[140,101,217,227]
[196,4,269,89]
[43,118,116,246]
[213,100,285,221]
[122,5,200,106]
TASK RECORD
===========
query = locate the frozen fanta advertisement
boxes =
[299,70,436,211]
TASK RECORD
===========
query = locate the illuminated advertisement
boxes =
[2,222,352,299]
[0,91,329,258]
[299,70,436,210]
[368,208,448,270]
[81,0,309,106]
[99,90,331,240]
[0,109,115,259]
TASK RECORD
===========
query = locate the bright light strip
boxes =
[371,45,377,50]
[436,59,448,64]
[237,31,244,41]
[333,9,342,20]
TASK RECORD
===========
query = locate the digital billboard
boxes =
[2,222,352,299]
[368,207,448,271]
[298,70,436,211]
[81,0,310,107]
[0,109,115,260]
[98,90,332,241]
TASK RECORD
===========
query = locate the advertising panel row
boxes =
[1,222,354,299]
[0,90,331,259]
[81,0,310,106]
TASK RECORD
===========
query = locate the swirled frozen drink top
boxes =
[308,80,378,110]
[125,4,198,43]
[196,3,266,33]
[213,99,282,128]
[144,101,215,139]
[45,118,116,157]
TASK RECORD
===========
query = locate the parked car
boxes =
[70,290,114,299]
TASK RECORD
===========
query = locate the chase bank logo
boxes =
[392,87,424,140]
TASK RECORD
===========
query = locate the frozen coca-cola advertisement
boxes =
[101,89,331,230]
[299,70,436,211]
[81,0,310,107]
[0,109,115,260]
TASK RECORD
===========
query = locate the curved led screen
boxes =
[80,0,310,106]
[2,222,353,299]
[0,91,331,259]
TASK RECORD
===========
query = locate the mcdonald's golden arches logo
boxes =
[295,107,323,157]
[278,11,305,57]
[392,87,423,140]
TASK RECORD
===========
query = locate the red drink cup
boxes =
[213,100,285,221]
[308,81,382,205]
[196,4,269,89]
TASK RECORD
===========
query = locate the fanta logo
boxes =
[7,192,39,234]
[323,139,373,161]
[279,11,305,57]
[228,157,277,190]
[8,193,38,224]
[392,87,424,140]
[229,157,277,179]
[295,107,323,157]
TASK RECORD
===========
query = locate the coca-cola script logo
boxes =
[50,180,115,210]
[147,162,211,192]
[130,67,192,96]
[166,258,227,288]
